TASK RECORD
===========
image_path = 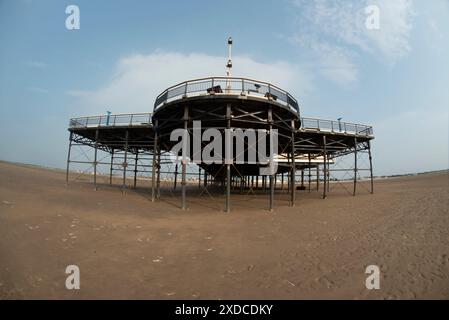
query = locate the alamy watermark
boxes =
[65,264,80,290]
[365,264,380,290]
[365,5,380,30]
[169,121,278,175]
[65,5,80,30]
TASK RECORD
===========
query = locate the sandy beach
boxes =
[0,161,448,299]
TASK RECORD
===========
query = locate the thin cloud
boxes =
[24,60,48,68]
[27,86,48,93]
[67,51,314,114]
[290,0,414,84]
[65,90,92,97]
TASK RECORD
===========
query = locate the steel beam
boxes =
[181,104,189,210]
[156,150,161,199]
[281,173,284,191]
[151,120,158,202]
[290,119,296,206]
[268,107,274,211]
[134,151,139,189]
[300,169,304,188]
[308,153,311,192]
[93,129,99,190]
[368,140,374,194]
[353,137,357,196]
[327,156,330,193]
[322,135,327,199]
[174,163,178,190]
[122,130,129,192]
[66,131,73,185]
[225,103,231,213]
[109,148,114,185]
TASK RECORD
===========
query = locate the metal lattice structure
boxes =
[66,76,374,212]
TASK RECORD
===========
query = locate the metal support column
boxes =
[181,105,189,210]
[134,151,139,189]
[322,135,327,199]
[308,153,311,192]
[225,103,231,213]
[151,120,158,202]
[156,150,161,199]
[93,129,99,190]
[109,148,114,185]
[300,169,304,188]
[122,130,129,192]
[174,164,178,190]
[268,107,274,211]
[66,131,73,185]
[327,156,331,193]
[353,137,357,196]
[368,140,374,194]
[281,173,284,191]
[290,119,296,206]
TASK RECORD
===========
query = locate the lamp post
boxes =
[226,37,232,93]
[337,117,342,132]
[106,110,112,126]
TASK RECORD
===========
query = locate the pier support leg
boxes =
[156,150,161,199]
[268,107,274,211]
[93,129,99,190]
[327,156,330,193]
[151,120,158,202]
[290,119,296,206]
[300,169,304,188]
[134,151,138,189]
[281,173,284,191]
[181,105,189,210]
[66,132,73,185]
[173,164,178,190]
[225,103,232,213]
[226,165,231,213]
[181,159,186,209]
[308,153,311,192]
[122,130,129,192]
[322,135,327,199]
[109,149,114,185]
[353,137,357,196]
[368,140,374,194]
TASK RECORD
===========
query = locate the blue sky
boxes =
[0,0,448,175]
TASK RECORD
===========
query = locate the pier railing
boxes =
[69,113,152,129]
[300,117,373,136]
[154,77,299,113]
[69,113,373,137]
